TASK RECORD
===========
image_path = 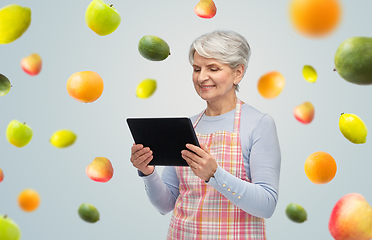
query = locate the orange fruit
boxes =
[66,71,104,103]
[257,71,285,99]
[304,151,337,184]
[18,189,40,212]
[289,0,342,37]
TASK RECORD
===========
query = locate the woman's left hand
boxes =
[181,143,218,182]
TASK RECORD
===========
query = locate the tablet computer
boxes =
[126,117,200,166]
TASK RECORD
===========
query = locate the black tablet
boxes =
[126,117,200,166]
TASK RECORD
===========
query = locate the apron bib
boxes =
[167,99,266,240]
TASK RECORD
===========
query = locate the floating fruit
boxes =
[86,157,114,183]
[304,151,337,184]
[78,203,100,223]
[18,189,40,212]
[21,53,42,76]
[286,203,307,223]
[293,101,314,124]
[136,79,157,99]
[138,35,170,61]
[66,71,104,103]
[50,129,77,148]
[334,37,372,85]
[85,0,121,36]
[302,65,317,83]
[329,193,372,240]
[257,71,285,99]
[194,0,217,19]
[0,215,21,240]
[289,0,342,37]
[0,74,11,96]
[0,168,3,183]
[0,4,31,44]
[339,113,367,144]
[6,120,33,148]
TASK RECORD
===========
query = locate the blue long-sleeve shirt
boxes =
[139,103,281,219]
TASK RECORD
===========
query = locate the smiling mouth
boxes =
[201,85,215,90]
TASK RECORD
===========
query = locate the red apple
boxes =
[0,168,3,183]
[86,157,113,182]
[293,101,314,124]
[21,53,42,76]
[329,193,372,240]
[194,0,217,19]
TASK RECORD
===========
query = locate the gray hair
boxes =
[189,30,251,91]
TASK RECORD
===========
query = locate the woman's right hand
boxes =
[130,143,154,176]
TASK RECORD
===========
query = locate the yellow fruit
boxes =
[50,130,77,148]
[339,113,367,144]
[302,65,317,83]
[304,151,337,184]
[136,79,157,99]
[0,4,31,44]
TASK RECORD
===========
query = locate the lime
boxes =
[339,113,367,144]
[50,129,77,148]
[302,65,317,83]
[78,203,100,223]
[138,35,170,61]
[285,203,307,223]
[0,74,11,96]
[136,79,157,99]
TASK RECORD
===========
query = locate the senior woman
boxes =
[130,30,281,240]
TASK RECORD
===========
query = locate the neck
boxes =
[205,95,237,116]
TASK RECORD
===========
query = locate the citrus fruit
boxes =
[18,189,40,212]
[289,0,342,37]
[0,4,31,44]
[66,71,104,103]
[50,129,77,148]
[0,215,21,240]
[304,151,337,184]
[0,74,11,96]
[286,203,307,223]
[136,79,157,99]
[257,71,285,99]
[339,113,367,144]
[138,35,170,61]
[302,65,317,83]
[0,168,3,183]
[78,203,100,223]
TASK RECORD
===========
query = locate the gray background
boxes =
[1,0,371,239]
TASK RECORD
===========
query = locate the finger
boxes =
[181,149,199,163]
[183,155,197,169]
[185,144,205,158]
[137,150,153,165]
[133,146,150,160]
[131,144,143,155]
[139,154,153,166]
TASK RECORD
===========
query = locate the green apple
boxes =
[85,0,121,36]
[0,215,21,240]
[6,120,33,148]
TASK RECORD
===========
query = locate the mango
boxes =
[138,35,170,61]
[334,36,372,85]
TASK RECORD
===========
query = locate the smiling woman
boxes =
[130,30,281,240]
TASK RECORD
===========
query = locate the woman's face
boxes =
[192,52,242,103]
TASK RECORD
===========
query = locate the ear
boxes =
[234,64,245,84]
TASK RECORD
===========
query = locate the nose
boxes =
[198,68,209,82]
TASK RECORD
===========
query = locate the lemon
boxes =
[78,203,100,223]
[138,35,170,61]
[339,113,367,144]
[285,203,307,223]
[0,74,11,96]
[50,130,77,148]
[302,65,317,83]
[0,4,31,44]
[136,79,157,99]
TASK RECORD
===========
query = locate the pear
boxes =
[334,36,372,85]
[329,193,372,240]
[0,4,31,44]
[194,0,217,19]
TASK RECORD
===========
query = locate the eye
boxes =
[193,69,200,72]
[210,68,218,71]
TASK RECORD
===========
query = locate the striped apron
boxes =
[167,99,266,240]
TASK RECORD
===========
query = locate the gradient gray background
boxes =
[1,0,371,239]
